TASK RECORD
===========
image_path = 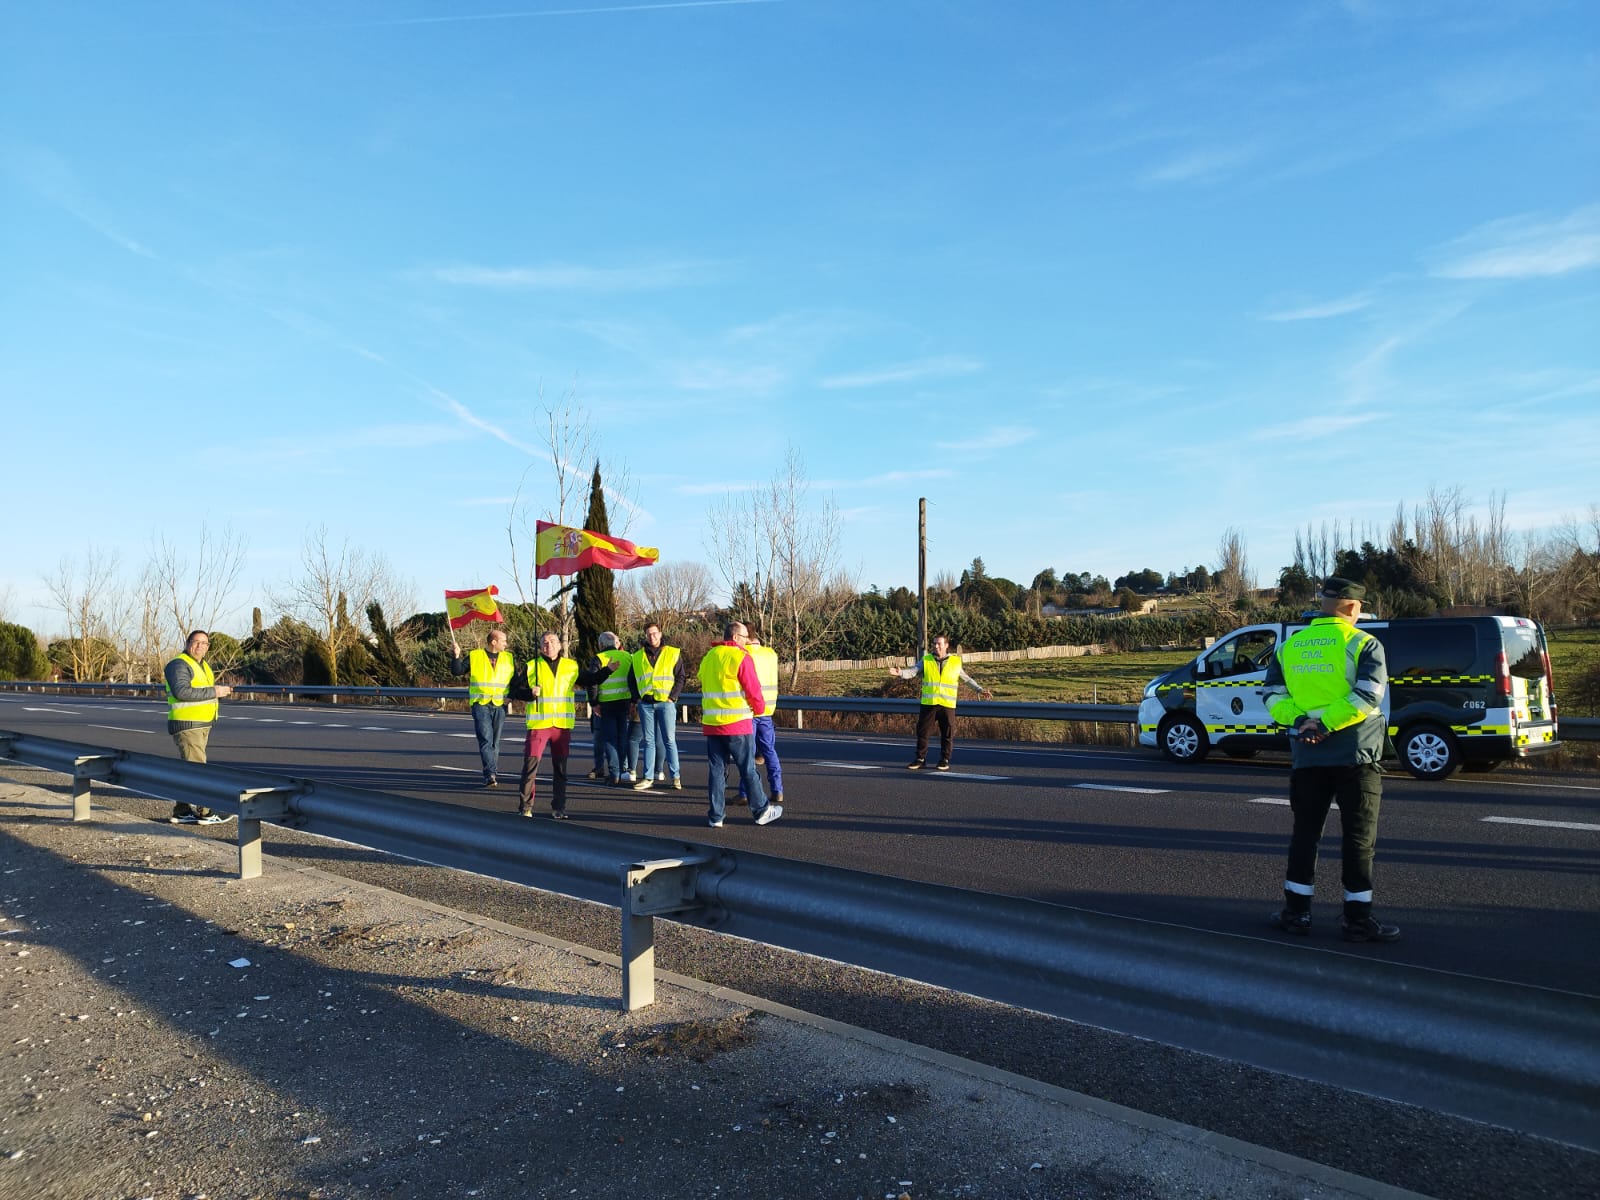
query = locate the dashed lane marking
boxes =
[1482,816,1600,832]
[933,772,1009,781]
[1071,783,1168,795]
[432,764,478,773]
[813,761,880,770]
[1250,797,1291,806]
[23,707,76,714]
[87,725,151,735]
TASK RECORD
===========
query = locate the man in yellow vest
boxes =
[165,630,234,824]
[594,631,640,785]
[698,619,783,829]
[448,627,515,788]
[630,622,684,791]
[510,630,617,818]
[889,634,991,770]
[1262,577,1399,943]
[736,630,783,807]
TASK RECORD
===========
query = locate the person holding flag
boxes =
[510,629,618,818]
[444,586,510,788]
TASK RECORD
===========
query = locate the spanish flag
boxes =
[535,521,659,579]
[444,585,503,630]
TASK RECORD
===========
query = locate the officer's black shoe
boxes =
[906,760,924,771]
[1273,908,1312,935]
[1341,916,1401,943]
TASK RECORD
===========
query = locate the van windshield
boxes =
[1503,625,1546,680]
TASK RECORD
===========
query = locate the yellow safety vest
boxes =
[166,653,217,723]
[633,644,682,702]
[699,644,754,727]
[597,648,634,703]
[1267,618,1381,733]
[921,654,962,709]
[748,644,779,714]
[525,657,580,730]
[467,648,515,707]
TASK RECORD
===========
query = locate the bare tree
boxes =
[145,523,248,650]
[269,526,409,681]
[1214,526,1256,600]
[634,560,716,632]
[0,583,15,624]
[503,382,637,645]
[43,547,126,681]
[707,444,856,685]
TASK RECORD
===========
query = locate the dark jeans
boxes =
[706,732,766,824]
[520,727,572,812]
[471,703,507,782]
[1284,763,1384,918]
[599,707,641,778]
[914,704,954,763]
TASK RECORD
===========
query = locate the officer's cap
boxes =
[1320,576,1366,601]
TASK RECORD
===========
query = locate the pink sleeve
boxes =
[738,654,767,716]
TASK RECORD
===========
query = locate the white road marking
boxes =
[1481,816,1600,832]
[88,725,151,735]
[934,772,1009,781]
[813,761,879,770]
[431,764,478,773]
[400,730,435,735]
[447,733,477,739]
[1460,778,1600,794]
[1072,783,1168,795]
[255,719,282,724]
[1250,797,1291,806]
[288,721,315,725]
[359,726,387,731]
[24,707,75,714]
[322,724,348,728]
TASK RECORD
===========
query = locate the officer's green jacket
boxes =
[1261,616,1388,767]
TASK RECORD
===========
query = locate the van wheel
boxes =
[1398,725,1460,781]
[1158,714,1209,764]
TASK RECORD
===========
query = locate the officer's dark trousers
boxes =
[1284,763,1383,919]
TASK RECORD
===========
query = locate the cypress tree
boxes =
[573,462,616,661]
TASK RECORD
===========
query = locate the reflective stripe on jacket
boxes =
[597,648,633,703]
[699,644,754,728]
[525,657,580,730]
[748,644,779,714]
[166,653,217,724]
[633,644,681,702]
[921,654,962,709]
[467,648,515,707]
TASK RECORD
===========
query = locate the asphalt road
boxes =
[5,692,1597,996]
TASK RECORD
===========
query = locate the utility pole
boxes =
[917,497,928,659]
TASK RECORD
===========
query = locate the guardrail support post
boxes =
[621,856,712,1011]
[234,787,299,880]
[71,755,117,822]
[795,710,804,731]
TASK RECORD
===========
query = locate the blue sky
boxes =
[3,0,1597,634]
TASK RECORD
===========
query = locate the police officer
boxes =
[1262,577,1400,943]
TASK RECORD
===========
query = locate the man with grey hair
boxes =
[1262,577,1398,943]
[594,630,640,785]
[698,619,782,829]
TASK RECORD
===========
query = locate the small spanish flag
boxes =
[534,521,659,579]
[444,586,502,630]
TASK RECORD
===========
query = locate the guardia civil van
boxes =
[1136,615,1559,780]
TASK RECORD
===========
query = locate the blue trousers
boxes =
[600,708,640,779]
[738,716,782,800]
[471,703,507,782]
[638,699,680,780]
[706,732,766,824]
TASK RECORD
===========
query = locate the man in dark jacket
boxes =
[165,630,234,825]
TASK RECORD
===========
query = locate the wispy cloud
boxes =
[820,355,981,390]
[9,145,156,258]
[428,260,719,291]
[1252,412,1381,441]
[813,469,955,490]
[435,391,547,459]
[935,426,1034,453]
[1432,204,1600,280]
[1262,292,1373,322]
[1142,143,1260,186]
[215,422,471,464]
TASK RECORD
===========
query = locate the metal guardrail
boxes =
[1,727,1596,1152]
[5,678,1596,741]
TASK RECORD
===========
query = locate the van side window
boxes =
[1377,624,1476,677]
[1203,630,1277,678]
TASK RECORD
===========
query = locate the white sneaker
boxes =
[655,772,665,782]
[632,779,653,791]
[754,804,783,826]
[620,771,634,783]
[672,777,682,790]
[707,817,724,828]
